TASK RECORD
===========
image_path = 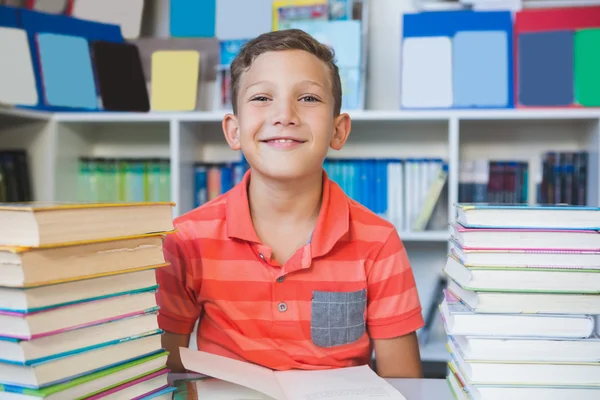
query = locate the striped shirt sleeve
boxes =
[366,229,424,339]
[155,231,202,335]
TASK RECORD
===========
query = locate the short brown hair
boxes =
[229,29,342,116]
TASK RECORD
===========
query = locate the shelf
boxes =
[0,107,53,120]
[54,111,177,123]
[4,107,600,124]
[0,105,598,228]
[399,231,449,242]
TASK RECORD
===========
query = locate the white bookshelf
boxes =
[2,106,599,362]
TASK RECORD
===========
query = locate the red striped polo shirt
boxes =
[156,169,424,370]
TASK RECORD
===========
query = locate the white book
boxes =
[387,161,397,227]
[451,222,600,251]
[455,203,600,230]
[448,360,600,400]
[404,159,413,232]
[448,339,600,386]
[449,238,600,269]
[450,334,600,363]
[443,254,600,294]
[179,347,407,400]
[439,292,596,338]
[397,161,404,231]
[448,278,600,315]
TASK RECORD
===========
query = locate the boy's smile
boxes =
[259,136,308,150]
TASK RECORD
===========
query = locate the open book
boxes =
[179,347,407,400]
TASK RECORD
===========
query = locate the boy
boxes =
[156,29,424,378]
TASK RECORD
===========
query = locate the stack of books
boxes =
[0,202,176,399]
[441,203,600,400]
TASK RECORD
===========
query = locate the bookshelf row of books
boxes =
[442,203,600,399]
[77,157,171,203]
[458,150,589,206]
[193,157,449,232]
[324,158,449,232]
[0,201,176,399]
[0,150,32,203]
[540,151,588,205]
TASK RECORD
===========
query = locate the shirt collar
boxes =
[226,169,350,257]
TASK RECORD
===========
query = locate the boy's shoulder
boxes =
[172,192,230,232]
[347,197,397,236]
[330,181,398,243]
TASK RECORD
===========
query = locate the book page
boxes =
[179,347,286,400]
[194,379,276,400]
[274,365,407,400]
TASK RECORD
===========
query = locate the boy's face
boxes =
[223,49,351,181]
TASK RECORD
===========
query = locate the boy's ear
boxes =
[330,113,351,151]
[222,113,241,151]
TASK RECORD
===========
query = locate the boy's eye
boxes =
[300,95,320,103]
[251,96,270,102]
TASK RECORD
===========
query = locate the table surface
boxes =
[388,378,453,400]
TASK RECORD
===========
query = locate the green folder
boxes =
[575,28,600,107]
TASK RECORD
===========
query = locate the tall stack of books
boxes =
[0,202,176,399]
[441,203,600,400]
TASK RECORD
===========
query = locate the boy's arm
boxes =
[366,229,425,378]
[162,332,192,372]
[373,332,423,378]
[156,231,202,372]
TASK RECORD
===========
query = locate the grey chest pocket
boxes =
[310,289,367,348]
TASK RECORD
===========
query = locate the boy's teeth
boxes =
[273,139,293,142]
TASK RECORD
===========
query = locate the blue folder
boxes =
[18,9,124,111]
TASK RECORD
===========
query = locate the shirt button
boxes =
[276,276,285,283]
[259,253,265,260]
[278,302,287,312]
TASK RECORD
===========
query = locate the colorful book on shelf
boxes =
[0,351,168,399]
[454,203,600,230]
[443,252,600,294]
[271,0,327,30]
[413,162,448,231]
[276,3,328,30]
[0,201,174,247]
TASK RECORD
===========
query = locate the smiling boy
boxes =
[156,29,424,378]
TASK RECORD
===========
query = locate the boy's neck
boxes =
[247,169,323,227]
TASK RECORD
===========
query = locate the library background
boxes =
[1,0,600,398]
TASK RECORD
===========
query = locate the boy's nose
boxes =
[271,100,299,126]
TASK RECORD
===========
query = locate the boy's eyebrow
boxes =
[244,80,270,93]
[298,79,326,90]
